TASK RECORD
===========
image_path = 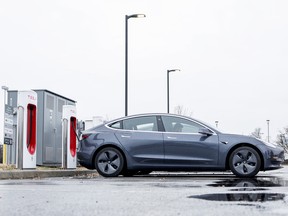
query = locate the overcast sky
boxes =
[1,0,288,142]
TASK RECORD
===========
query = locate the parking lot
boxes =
[0,167,288,216]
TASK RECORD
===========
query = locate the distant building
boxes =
[84,116,105,130]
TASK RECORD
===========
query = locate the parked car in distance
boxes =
[77,113,285,177]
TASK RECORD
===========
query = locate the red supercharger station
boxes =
[16,90,37,169]
[62,105,77,169]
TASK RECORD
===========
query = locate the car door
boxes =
[114,116,164,165]
[161,116,219,166]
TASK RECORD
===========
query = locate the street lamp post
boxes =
[125,14,146,116]
[167,69,180,113]
[1,86,9,164]
[267,119,270,142]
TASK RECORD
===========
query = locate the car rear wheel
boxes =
[229,146,261,178]
[95,147,124,177]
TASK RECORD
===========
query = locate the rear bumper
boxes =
[77,151,95,169]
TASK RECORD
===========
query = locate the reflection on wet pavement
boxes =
[207,177,288,188]
[190,176,288,202]
[189,193,285,202]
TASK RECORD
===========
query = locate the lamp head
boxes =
[167,69,181,73]
[127,14,146,19]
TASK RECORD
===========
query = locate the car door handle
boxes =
[167,136,177,139]
[121,135,131,138]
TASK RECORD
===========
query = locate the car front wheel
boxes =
[229,146,261,178]
[95,147,124,177]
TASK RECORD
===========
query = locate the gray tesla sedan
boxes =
[77,113,285,177]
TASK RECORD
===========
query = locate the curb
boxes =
[0,169,97,180]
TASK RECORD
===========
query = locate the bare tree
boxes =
[250,128,262,139]
[276,126,288,153]
[174,105,193,117]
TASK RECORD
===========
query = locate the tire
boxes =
[229,146,261,178]
[95,147,124,177]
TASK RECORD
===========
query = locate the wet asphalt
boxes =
[0,167,288,216]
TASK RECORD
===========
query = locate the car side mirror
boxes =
[198,128,213,136]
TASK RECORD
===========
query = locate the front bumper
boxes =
[263,146,285,170]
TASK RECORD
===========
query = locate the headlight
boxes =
[263,141,277,148]
[256,138,277,148]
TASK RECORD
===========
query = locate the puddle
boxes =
[229,188,267,192]
[189,193,285,202]
[207,177,288,188]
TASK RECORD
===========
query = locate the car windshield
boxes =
[200,120,223,133]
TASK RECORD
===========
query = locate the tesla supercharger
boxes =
[16,90,37,169]
[62,105,77,169]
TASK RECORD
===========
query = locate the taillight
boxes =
[81,133,91,140]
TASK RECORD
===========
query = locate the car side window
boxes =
[122,116,158,132]
[161,116,205,133]
[109,121,122,129]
